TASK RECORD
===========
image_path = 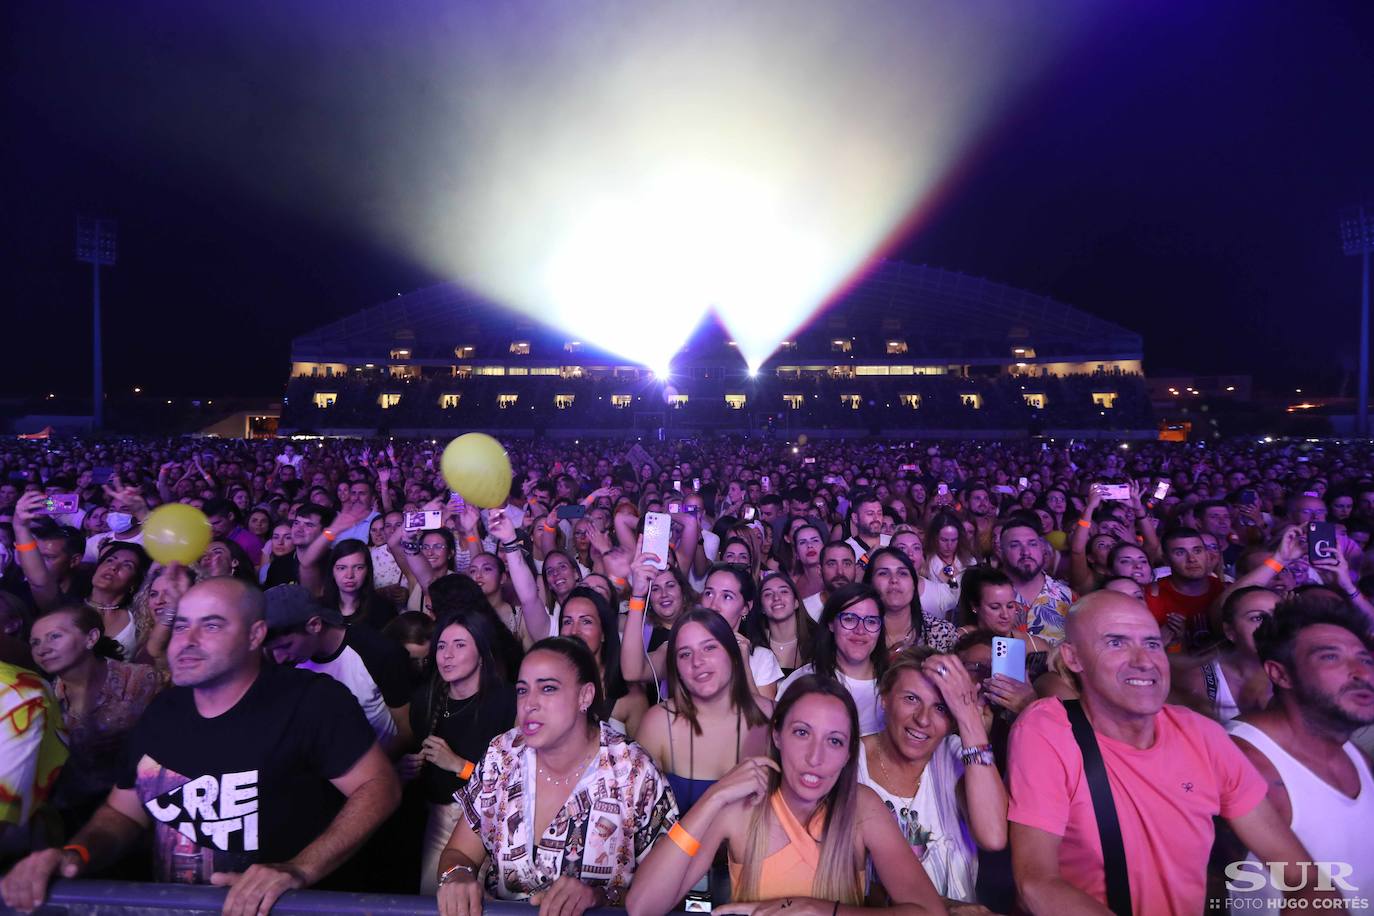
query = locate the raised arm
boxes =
[619,553,662,685]
[1068,486,1104,595]
[11,492,58,611]
[487,509,550,641]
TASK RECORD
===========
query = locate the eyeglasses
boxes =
[419,544,448,554]
[836,612,882,634]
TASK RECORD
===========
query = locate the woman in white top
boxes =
[1172,586,1277,721]
[777,583,888,736]
[892,528,957,620]
[923,511,976,611]
[858,647,1007,903]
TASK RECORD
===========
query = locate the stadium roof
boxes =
[291,260,1142,365]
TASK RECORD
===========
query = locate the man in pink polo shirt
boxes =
[1008,590,1328,914]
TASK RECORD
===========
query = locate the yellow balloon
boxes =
[441,433,512,509]
[143,503,213,566]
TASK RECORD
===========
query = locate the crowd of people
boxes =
[0,433,1371,915]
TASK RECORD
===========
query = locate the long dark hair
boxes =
[428,574,524,682]
[666,609,769,736]
[321,537,379,605]
[424,608,506,736]
[525,635,604,727]
[36,604,125,661]
[863,546,926,648]
[541,548,581,608]
[88,542,153,609]
[735,674,862,905]
[957,565,1013,628]
[743,570,815,661]
[559,586,628,712]
[811,582,887,684]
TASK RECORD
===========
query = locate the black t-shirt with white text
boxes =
[117,665,375,884]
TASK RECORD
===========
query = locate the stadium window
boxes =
[828,366,855,380]
[855,366,890,376]
[389,348,411,360]
[564,341,582,353]
[886,340,908,355]
[530,367,558,376]
[450,366,472,379]
[438,393,461,409]
[497,393,519,409]
[724,394,746,409]
[507,367,529,376]
[509,341,531,356]
[899,393,921,409]
[830,339,852,353]
[776,366,801,378]
[313,392,338,408]
[561,366,584,378]
[554,394,575,409]
[1023,393,1047,409]
[912,366,944,376]
[779,341,797,352]
[473,366,506,376]
[1011,346,1037,359]
[610,394,631,408]
[840,394,861,410]
[378,393,401,409]
[887,365,915,375]
[388,365,418,378]
[783,394,804,409]
[667,393,689,408]
[961,393,983,410]
[454,345,475,359]
[1092,391,1118,408]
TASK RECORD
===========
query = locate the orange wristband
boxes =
[628,596,647,612]
[62,844,90,866]
[323,529,337,542]
[1077,519,1092,529]
[459,760,475,781]
[543,522,557,533]
[15,541,36,553]
[610,576,627,589]
[668,822,700,857]
[1264,557,1284,574]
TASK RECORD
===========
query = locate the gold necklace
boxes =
[875,734,923,809]
[537,743,597,789]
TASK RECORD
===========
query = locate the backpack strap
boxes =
[1063,698,1133,916]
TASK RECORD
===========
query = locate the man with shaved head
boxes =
[1009,590,1332,914]
[2,577,401,915]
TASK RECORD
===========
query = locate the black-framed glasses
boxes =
[837,612,882,634]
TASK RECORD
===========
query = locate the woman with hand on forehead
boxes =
[627,676,945,916]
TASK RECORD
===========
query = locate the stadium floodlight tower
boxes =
[76,217,117,431]
[1342,204,1374,437]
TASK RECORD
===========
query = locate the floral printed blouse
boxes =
[456,721,677,905]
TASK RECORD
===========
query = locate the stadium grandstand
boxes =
[282,260,1151,437]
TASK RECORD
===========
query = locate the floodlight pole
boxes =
[76,218,117,431]
[1362,248,1370,438]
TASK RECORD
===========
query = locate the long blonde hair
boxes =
[733,675,863,906]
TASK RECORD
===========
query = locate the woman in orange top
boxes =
[626,675,944,916]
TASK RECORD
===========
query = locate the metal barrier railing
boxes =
[0,879,685,916]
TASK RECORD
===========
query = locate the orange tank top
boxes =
[727,793,825,901]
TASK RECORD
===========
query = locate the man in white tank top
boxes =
[1228,592,1374,905]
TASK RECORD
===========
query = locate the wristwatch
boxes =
[437,863,476,887]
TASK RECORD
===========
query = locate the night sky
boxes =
[3,1,1372,401]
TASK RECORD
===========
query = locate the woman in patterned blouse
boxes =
[436,636,677,916]
[27,604,160,830]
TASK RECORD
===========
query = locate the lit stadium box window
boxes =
[312,392,338,408]
[831,339,852,353]
[474,366,506,376]
[1092,392,1118,408]
[900,393,921,409]
[886,340,908,355]
[497,393,519,409]
[840,394,861,410]
[378,393,402,409]
[564,341,582,353]
[1011,346,1037,359]
[962,393,983,409]
[555,394,575,409]
[454,345,475,359]
[667,394,688,409]
[510,341,531,355]
[610,394,631,408]
[508,367,529,376]
[389,348,411,360]
[783,394,804,409]
[1023,393,1047,409]
[724,394,746,409]
[438,394,461,409]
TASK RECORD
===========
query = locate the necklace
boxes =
[441,692,478,719]
[875,734,923,810]
[537,743,598,790]
[85,598,122,612]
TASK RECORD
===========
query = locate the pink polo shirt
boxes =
[1008,698,1267,915]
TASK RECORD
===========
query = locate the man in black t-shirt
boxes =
[0,577,401,915]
